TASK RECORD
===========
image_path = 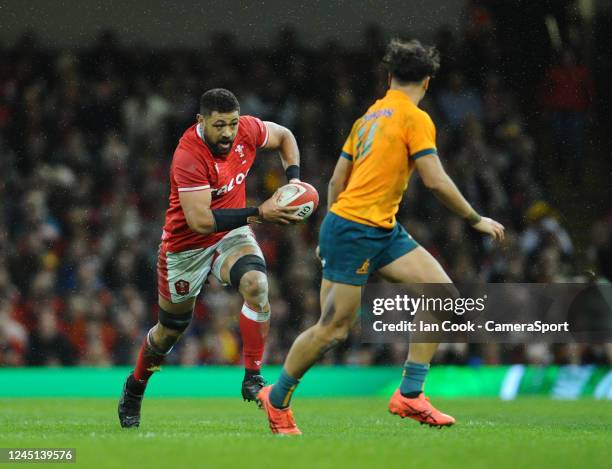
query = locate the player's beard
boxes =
[202,131,234,156]
[209,138,233,155]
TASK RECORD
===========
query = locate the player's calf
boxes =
[118,308,192,428]
[266,321,350,411]
[312,319,351,358]
[134,310,191,383]
[239,303,270,401]
[235,263,271,401]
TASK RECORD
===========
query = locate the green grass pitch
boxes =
[1,398,610,468]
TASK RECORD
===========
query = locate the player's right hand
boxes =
[258,194,302,224]
[471,217,505,241]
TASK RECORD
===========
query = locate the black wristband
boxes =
[212,207,259,232]
[285,165,300,181]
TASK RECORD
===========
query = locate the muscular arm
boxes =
[415,154,505,240]
[179,178,299,231]
[179,189,216,235]
[327,156,353,211]
[263,121,300,178]
[414,155,474,218]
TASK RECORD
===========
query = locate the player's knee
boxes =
[416,283,460,323]
[239,270,269,306]
[155,307,192,346]
[330,323,351,343]
[425,283,459,302]
[439,283,459,299]
[231,254,266,288]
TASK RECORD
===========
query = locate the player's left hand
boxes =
[471,217,505,241]
[258,193,303,225]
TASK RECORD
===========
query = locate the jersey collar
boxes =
[196,123,205,142]
[386,89,412,101]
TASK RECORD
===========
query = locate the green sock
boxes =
[269,369,299,409]
[400,361,429,397]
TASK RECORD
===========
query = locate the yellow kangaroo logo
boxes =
[356,259,370,274]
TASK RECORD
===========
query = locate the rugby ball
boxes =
[276,182,319,220]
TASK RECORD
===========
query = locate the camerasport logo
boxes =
[174,279,190,295]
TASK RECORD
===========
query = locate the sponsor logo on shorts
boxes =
[174,279,190,295]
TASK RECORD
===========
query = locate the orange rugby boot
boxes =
[388,389,455,427]
[257,385,302,435]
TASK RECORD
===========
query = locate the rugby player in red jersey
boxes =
[119,88,302,428]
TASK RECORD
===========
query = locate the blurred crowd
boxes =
[1,1,611,368]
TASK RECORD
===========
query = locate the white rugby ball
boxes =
[276,181,319,220]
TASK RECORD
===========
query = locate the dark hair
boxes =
[199,88,240,115]
[382,38,440,84]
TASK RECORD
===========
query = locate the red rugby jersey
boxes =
[162,115,269,252]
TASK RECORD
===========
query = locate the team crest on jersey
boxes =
[174,279,190,295]
[235,144,245,158]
